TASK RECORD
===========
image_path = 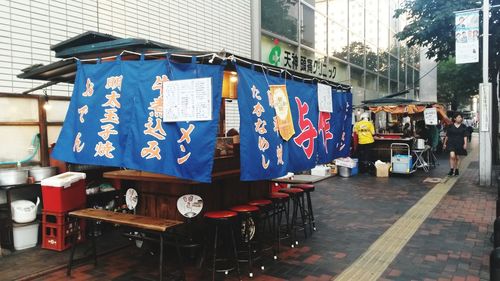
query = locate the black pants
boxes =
[357,143,373,171]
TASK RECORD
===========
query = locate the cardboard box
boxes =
[311,165,331,176]
[376,163,390,177]
[329,164,338,175]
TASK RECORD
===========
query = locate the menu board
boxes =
[317,83,333,113]
[163,77,212,122]
[424,108,438,125]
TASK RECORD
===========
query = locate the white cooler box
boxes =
[392,155,413,173]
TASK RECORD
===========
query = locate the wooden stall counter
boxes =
[103,157,269,221]
[103,169,241,185]
[372,135,414,162]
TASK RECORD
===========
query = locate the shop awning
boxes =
[17,31,180,84]
[369,104,451,124]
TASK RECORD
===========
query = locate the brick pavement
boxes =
[24,137,495,281]
[378,149,495,281]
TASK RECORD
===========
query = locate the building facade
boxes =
[0,0,253,96]
[0,0,435,161]
[259,0,431,105]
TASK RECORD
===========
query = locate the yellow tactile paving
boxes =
[333,154,474,281]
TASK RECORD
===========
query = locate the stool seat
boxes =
[269,192,289,199]
[279,188,304,194]
[248,199,272,207]
[204,210,238,219]
[230,205,259,213]
[293,184,315,191]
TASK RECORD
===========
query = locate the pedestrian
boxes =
[464,119,473,142]
[443,113,468,176]
[353,113,375,172]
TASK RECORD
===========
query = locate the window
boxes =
[301,3,315,48]
[328,0,348,30]
[262,0,299,41]
[329,21,349,61]
[406,64,414,88]
[366,71,379,108]
[349,0,364,38]
[378,51,389,76]
[390,80,398,94]
[379,77,389,96]
[366,42,378,72]
[349,33,365,67]
[350,66,364,88]
[389,55,398,80]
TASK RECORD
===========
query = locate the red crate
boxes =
[42,218,86,251]
[42,207,84,225]
[42,178,86,212]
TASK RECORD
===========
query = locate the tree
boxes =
[437,58,481,110]
[395,0,500,162]
[332,41,378,70]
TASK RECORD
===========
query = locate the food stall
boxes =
[359,97,451,163]
[18,31,353,223]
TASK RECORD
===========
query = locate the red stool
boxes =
[268,192,290,259]
[293,184,316,234]
[248,199,273,236]
[203,210,241,281]
[279,188,308,246]
[230,205,260,278]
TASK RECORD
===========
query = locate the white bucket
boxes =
[13,221,39,251]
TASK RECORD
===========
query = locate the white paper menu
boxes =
[163,77,212,122]
[317,83,333,113]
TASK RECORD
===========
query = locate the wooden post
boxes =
[38,96,49,166]
[219,99,226,137]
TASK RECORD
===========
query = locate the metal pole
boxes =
[479,0,492,186]
[250,0,261,61]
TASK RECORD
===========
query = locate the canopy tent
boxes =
[368,103,452,125]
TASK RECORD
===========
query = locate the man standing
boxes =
[353,113,375,172]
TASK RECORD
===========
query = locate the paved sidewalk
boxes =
[378,145,495,281]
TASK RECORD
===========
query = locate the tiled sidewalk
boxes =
[378,160,495,280]
[28,138,495,281]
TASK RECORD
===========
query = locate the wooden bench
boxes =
[67,208,184,281]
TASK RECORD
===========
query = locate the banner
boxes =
[237,65,352,181]
[52,59,131,167]
[286,79,320,172]
[317,91,353,163]
[236,66,289,181]
[53,58,224,183]
[455,10,479,64]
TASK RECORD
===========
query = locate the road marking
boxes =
[333,153,475,281]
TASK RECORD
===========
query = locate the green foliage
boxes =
[333,41,378,69]
[394,0,500,108]
[394,0,479,62]
[437,57,481,110]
